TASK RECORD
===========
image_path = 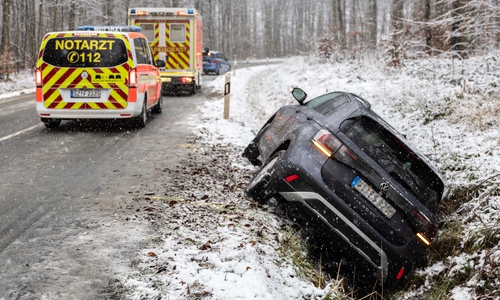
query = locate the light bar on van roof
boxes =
[76,26,142,32]
[128,8,196,16]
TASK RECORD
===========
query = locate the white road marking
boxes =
[0,124,42,142]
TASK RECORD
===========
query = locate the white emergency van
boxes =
[35,25,164,128]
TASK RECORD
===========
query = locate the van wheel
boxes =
[152,94,163,114]
[192,83,196,95]
[42,118,61,129]
[135,99,148,128]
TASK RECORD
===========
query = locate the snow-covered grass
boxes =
[185,54,500,299]
[1,53,499,299]
[0,70,36,99]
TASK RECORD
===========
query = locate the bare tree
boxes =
[1,0,11,48]
[369,0,377,48]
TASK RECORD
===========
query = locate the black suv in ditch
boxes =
[242,88,445,293]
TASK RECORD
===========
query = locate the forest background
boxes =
[0,0,499,77]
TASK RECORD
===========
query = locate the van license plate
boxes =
[71,90,101,98]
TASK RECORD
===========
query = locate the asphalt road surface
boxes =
[0,77,217,299]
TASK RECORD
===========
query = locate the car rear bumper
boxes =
[203,65,217,73]
[280,191,389,281]
[36,101,143,119]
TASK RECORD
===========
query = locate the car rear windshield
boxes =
[340,116,443,212]
[42,37,129,68]
[203,53,215,60]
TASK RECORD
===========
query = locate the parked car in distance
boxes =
[242,87,445,294]
[203,50,231,75]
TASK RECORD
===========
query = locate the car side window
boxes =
[315,94,350,115]
[134,38,149,64]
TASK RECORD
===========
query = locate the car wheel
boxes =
[135,98,148,128]
[216,66,221,75]
[152,94,163,114]
[42,118,61,129]
[245,151,283,203]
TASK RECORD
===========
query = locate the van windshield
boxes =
[42,37,129,68]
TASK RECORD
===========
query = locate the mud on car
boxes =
[242,88,445,294]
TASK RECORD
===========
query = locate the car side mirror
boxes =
[157,59,166,68]
[291,87,307,105]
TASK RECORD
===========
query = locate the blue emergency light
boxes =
[188,9,194,14]
[76,25,142,32]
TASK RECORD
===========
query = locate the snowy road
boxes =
[0,85,212,299]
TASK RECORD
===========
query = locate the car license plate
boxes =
[351,176,396,218]
[70,89,101,98]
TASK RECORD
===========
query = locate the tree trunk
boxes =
[451,0,468,57]
[424,0,432,54]
[69,1,76,30]
[392,0,404,33]
[1,0,11,47]
[369,0,377,49]
[335,0,346,50]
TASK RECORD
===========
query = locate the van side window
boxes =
[141,39,154,65]
[134,38,149,64]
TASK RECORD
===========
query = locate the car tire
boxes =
[152,94,163,114]
[216,66,221,75]
[42,118,61,129]
[135,98,148,128]
[245,151,283,203]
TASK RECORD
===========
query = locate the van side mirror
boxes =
[157,60,166,68]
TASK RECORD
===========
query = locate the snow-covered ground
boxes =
[1,54,499,299]
[0,70,35,99]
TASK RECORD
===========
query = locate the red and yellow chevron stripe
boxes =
[37,32,134,110]
[134,20,191,70]
[165,20,191,70]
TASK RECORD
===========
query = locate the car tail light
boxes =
[312,129,342,157]
[413,209,437,246]
[35,69,42,86]
[212,59,218,64]
[312,129,358,161]
[129,69,137,87]
[180,77,193,83]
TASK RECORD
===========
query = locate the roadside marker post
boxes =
[224,72,231,119]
